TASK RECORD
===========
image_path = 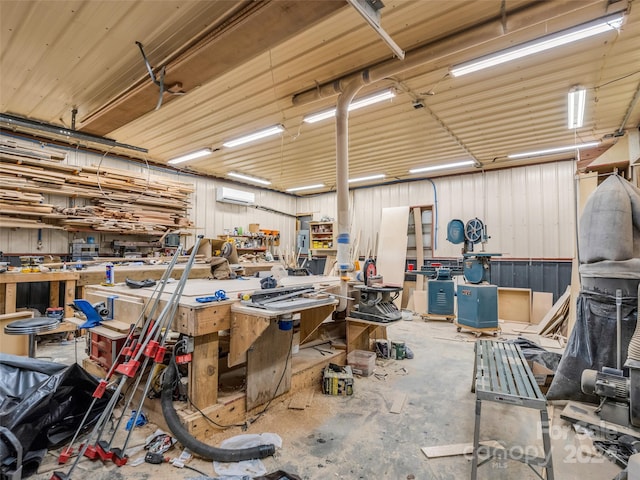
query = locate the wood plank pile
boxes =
[536,286,571,343]
[0,139,194,234]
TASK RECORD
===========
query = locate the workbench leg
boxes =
[188,333,219,409]
[471,398,481,480]
[471,345,477,394]
[4,284,16,314]
[49,281,60,310]
[540,408,554,480]
[64,280,76,318]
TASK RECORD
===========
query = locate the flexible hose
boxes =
[627,284,640,361]
[161,363,276,462]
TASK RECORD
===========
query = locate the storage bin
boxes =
[347,349,376,377]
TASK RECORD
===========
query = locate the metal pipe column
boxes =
[335,78,366,310]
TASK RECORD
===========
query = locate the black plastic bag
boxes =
[0,354,112,477]
[507,337,561,372]
[546,291,638,402]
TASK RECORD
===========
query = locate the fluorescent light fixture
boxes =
[168,148,213,165]
[348,174,386,183]
[223,125,284,148]
[508,141,599,159]
[286,184,325,192]
[227,171,271,186]
[303,89,396,124]
[568,86,587,129]
[450,12,624,77]
[409,160,475,174]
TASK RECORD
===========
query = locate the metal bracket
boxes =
[135,41,185,111]
[346,0,405,59]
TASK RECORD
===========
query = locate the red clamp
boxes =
[82,443,99,461]
[154,345,167,363]
[96,440,113,462]
[115,360,141,377]
[121,341,135,357]
[58,447,73,464]
[111,448,128,467]
[176,353,192,364]
[143,340,159,358]
[50,472,70,480]
[93,380,108,398]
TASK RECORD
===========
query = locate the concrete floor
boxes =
[28,319,623,480]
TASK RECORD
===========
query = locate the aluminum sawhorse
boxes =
[471,339,554,480]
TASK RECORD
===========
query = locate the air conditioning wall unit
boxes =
[216,186,255,205]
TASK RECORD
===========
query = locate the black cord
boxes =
[182,464,211,476]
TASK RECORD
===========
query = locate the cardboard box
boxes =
[248,223,260,233]
[528,360,554,394]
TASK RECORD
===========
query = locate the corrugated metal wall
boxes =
[297,160,576,259]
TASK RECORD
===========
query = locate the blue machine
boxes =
[456,284,498,329]
[427,266,456,316]
[446,218,501,333]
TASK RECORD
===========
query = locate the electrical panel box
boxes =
[428,279,455,315]
[456,284,498,329]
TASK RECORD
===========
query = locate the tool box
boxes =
[322,364,354,396]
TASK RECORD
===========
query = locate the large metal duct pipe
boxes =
[293,1,617,106]
[305,0,620,312]
[335,79,366,310]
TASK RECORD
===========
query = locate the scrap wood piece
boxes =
[288,389,315,410]
[389,393,407,413]
[421,440,502,458]
[536,286,571,336]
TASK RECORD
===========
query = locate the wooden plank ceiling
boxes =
[1,0,639,194]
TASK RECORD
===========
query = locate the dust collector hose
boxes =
[628,284,640,361]
[161,363,276,461]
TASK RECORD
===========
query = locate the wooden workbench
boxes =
[0,270,78,317]
[84,275,342,436]
[76,262,212,293]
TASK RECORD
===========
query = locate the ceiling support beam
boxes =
[80,0,346,136]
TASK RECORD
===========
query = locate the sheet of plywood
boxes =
[246,320,292,411]
[498,287,531,323]
[377,206,410,308]
[531,291,553,325]
[229,312,271,367]
[413,292,427,314]
[421,440,502,458]
[413,207,424,291]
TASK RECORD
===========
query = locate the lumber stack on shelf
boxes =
[0,139,194,235]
